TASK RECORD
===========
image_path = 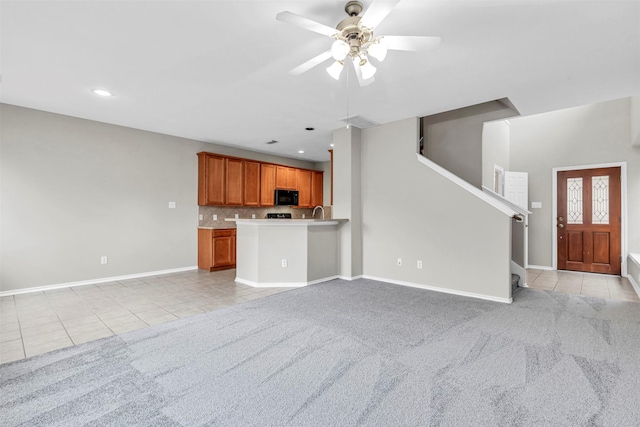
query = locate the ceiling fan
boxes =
[276,0,441,86]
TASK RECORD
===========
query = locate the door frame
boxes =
[551,162,627,275]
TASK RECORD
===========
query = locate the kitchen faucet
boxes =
[312,205,324,220]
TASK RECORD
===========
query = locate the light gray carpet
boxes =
[2,279,640,426]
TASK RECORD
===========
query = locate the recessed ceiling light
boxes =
[305,127,315,131]
[92,89,112,97]
[298,150,305,154]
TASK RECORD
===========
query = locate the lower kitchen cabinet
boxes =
[198,228,236,271]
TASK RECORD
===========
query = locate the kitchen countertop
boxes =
[226,218,347,226]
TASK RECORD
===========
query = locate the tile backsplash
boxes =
[198,205,331,228]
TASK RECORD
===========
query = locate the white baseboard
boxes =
[235,275,339,288]
[0,266,199,297]
[361,275,513,304]
[337,275,363,281]
[527,265,554,271]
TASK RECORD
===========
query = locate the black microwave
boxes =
[274,189,298,206]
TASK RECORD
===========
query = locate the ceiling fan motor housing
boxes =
[336,11,372,57]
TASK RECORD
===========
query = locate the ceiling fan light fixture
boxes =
[359,58,377,80]
[331,39,350,61]
[326,60,344,80]
[367,37,388,62]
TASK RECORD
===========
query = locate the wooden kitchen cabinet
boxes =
[198,154,226,206]
[296,169,312,207]
[226,158,243,206]
[198,151,323,208]
[260,163,276,206]
[276,166,297,189]
[198,153,244,206]
[311,170,324,207]
[244,161,261,206]
[198,228,236,271]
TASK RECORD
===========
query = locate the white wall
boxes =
[360,117,512,301]
[632,95,640,147]
[0,104,317,292]
[332,126,363,278]
[423,101,517,188]
[315,160,331,207]
[482,120,511,189]
[509,98,640,267]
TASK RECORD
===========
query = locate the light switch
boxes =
[531,202,542,209]
[168,202,176,209]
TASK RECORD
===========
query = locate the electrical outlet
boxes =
[198,214,203,221]
[213,214,218,221]
[100,256,108,265]
[417,260,423,269]
[281,259,288,268]
[397,258,402,266]
[252,214,256,219]
[235,213,239,219]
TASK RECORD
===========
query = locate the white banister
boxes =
[416,153,519,217]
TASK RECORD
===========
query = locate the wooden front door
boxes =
[557,167,621,275]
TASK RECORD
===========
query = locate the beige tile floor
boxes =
[0,269,291,365]
[526,268,640,303]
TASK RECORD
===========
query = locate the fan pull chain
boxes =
[346,59,350,129]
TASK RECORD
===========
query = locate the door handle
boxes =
[558,224,564,228]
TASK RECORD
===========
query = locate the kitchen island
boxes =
[229,218,346,287]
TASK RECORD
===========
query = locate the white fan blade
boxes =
[289,50,333,75]
[360,0,402,29]
[351,59,375,87]
[276,11,338,37]
[384,36,441,51]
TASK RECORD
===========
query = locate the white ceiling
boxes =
[2,0,639,162]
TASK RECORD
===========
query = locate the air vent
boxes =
[265,140,279,144]
[339,114,379,129]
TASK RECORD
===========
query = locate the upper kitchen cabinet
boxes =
[296,169,312,208]
[311,170,324,207]
[226,158,244,206]
[260,164,276,206]
[276,166,297,190]
[243,161,261,206]
[198,153,225,205]
[198,151,323,207]
[197,152,244,206]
